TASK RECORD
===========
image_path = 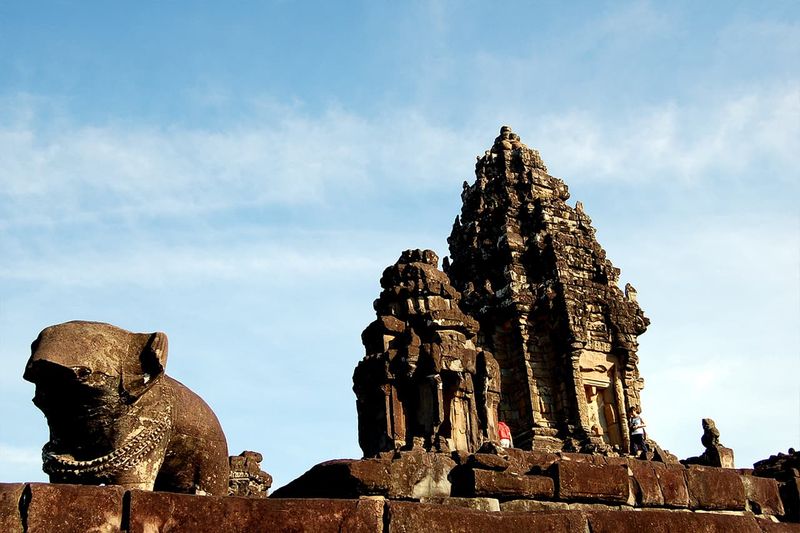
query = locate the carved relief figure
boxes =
[23,321,230,495]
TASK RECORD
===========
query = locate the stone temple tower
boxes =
[445,126,650,453]
[354,249,501,457]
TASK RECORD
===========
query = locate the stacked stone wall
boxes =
[1,477,795,532]
[268,450,794,526]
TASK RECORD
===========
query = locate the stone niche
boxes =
[580,351,625,447]
[353,249,501,456]
[445,126,651,453]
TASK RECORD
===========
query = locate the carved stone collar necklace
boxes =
[42,402,172,478]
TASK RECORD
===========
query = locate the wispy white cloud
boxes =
[594,0,674,41]
[1,85,797,336]
[0,102,479,228]
[1,84,797,232]
[531,85,800,185]
[1,111,364,223]
[713,16,800,71]
[0,236,391,288]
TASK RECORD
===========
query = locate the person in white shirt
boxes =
[628,406,647,456]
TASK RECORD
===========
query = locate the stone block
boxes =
[568,502,627,511]
[450,450,470,465]
[780,478,800,522]
[271,452,455,500]
[0,483,25,533]
[587,509,762,533]
[557,461,633,505]
[652,462,690,508]
[501,499,570,511]
[420,497,500,512]
[560,452,604,465]
[386,501,587,532]
[388,451,456,499]
[452,468,554,499]
[26,483,125,533]
[709,445,736,468]
[270,459,385,498]
[629,460,665,506]
[466,453,509,471]
[504,449,559,475]
[604,456,632,466]
[742,475,784,516]
[757,519,800,532]
[349,459,402,496]
[127,491,383,533]
[685,466,746,511]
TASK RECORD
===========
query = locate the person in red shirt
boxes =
[498,421,513,448]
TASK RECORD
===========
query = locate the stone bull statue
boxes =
[23,321,229,495]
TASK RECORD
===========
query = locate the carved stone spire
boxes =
[446,126,650,453]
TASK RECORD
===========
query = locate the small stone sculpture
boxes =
[23,321,230,495]
[700,418,721,448]
[228,451,273,498]
[681,418,735,468]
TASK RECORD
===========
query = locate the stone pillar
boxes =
[613,366,630,453]
[570,343,592,437]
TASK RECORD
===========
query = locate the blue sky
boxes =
[1,1,798,489]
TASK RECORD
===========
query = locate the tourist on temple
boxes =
[628,407,647,456]
[498,421,513,448]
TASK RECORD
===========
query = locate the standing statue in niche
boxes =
[23,321,230,495]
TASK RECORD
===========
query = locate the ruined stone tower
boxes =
[354,249,500,457]
[445,126,650,453]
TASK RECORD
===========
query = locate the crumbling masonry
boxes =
[354,249,500,456]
